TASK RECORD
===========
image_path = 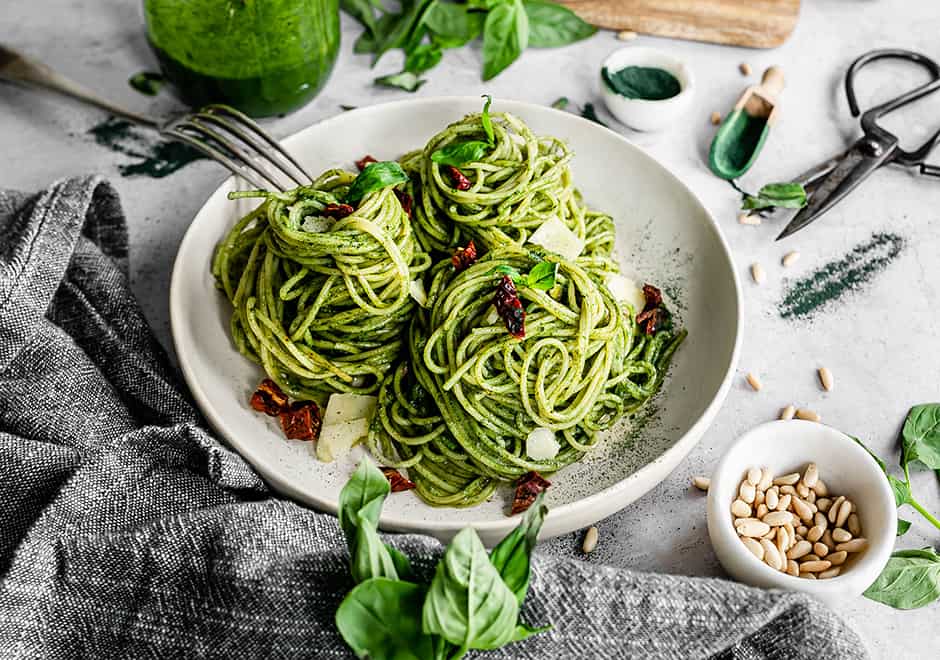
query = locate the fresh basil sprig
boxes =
[492,261,557,291]
[863,547,940,610]
[741,182,808,211]
[430,95,495,166]
[334,460,550,659]
[342,0,595,91]
[346,161,410,205]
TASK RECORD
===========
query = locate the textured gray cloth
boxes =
[0,177,868,659]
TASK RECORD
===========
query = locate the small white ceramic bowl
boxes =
[707,420,896,600]
[600,47,695,131]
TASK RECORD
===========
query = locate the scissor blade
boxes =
[776,142,891,240]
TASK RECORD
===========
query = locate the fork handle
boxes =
[0,44,160,129]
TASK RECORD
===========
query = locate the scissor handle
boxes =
[845,49,940,167]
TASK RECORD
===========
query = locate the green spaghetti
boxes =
[214,99,685,509]
[212,167,430,400]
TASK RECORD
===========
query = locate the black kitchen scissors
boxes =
[777,49,940,240]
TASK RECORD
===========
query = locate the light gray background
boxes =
[2,1,938,657]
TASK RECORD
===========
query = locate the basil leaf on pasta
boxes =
[431,140,490,166]
[346,161,410,204]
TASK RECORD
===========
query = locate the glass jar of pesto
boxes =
[143,0,340,117]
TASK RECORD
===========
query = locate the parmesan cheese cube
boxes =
[605,274,646,316]
[323,393,378,426]
[526,427,560,460]
[527,216,585,261]
[316,417,370,462]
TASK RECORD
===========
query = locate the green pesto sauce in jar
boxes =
[143,0,340,117]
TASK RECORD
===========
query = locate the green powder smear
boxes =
[779,232,904,320]
[88,117,206,178]
[128,71,165,96]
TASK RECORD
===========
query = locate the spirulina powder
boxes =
[778,232,904,320]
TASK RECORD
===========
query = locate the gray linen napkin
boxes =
[0,177,868,659]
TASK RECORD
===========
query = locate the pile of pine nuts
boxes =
[731,463,866,579]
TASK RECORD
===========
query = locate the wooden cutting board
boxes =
[560,0,801,49]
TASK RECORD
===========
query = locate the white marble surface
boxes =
[3,1,939,657]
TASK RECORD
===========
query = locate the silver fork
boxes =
[0,44,313,191]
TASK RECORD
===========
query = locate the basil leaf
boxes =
[863,547,940,610]
[482,0,528,81]
[481,94,495,145]
[422,528,519,650]
[375,70,427,92]
[521,261,556,291]
[385,543,414,581]
[373,0,436,64]
[897,518,912,536]
[430,140,491,166]
[341,0,380,41]
[346,161,410,204]
[887,474,912,507]
[336,578,440,659]
[354,12,398,54]
[350,497,401,583]
[424,0,483,48]
[512,621,552,642]
[580,102,607,127]
[551,96,569,110]
[405,42,443,74]
[338,459,391,553]
[742,182,808,210]
[489,491,547,603]
[901,403,940,471]
[523,0,596,47]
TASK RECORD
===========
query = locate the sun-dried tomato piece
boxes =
[355,155,378,171]
[636,307,661,335]
[451,240,478,272]
[642,284,663,310]
[494,275,525,338]
[445,165,472,191]
[394,189,413,217]
[279,401,322,441]
[510,471,551,515]
[322,203,355,219]
[250,378,289,416]
[380,467,417,493]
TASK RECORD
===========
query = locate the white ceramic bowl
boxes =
[170,97,741,545]
[707,420,896,599]
[600,47,695,132]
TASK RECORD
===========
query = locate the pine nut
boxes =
[735,517,761,527]
[847,513,861,536]
[787,559,800,577]
[784,523,796,549]
[776,494,792,511]
[800,560,832,573]
[792,497,813,522]
[796,482,810,498]
[765,488,779,510]
[740,481,756,503]
[582,526,599,553]
[761,538,783,570]
[806,490,816,504]
[780,405,796,420]
[803,572,817,579]
[828,550,848,566]
[822,529,835,551]
[795,408,820,422]
[787,540,813,560]
[747,467,762,486]
[813,542,829,558]
[802,554,820,562]
[775,527,788,559]
[738,212,760,225]
[712,111,723,126]
[782,251,800,267]
[762,528,776,540]
[835,500,852,528]
[751,263,765,284]
[818,567,841,579]
[774,473,800,486]
[757,468,774,492]
[739,62,752,75]
[738,520,771,537]
[756,503,768,518]
[762,511,793,527]
[813,480,829,497]
[692,476,710,491]
[802,463,819,488]
[828,496,845,524]
[831,528,852,543]
[818,367,833,391]
[796,525,808,536]
[836,538,868,553]
[779,485,796,495]
[817,497,832,513]
[617,30,638,41]
[731,499,751,517]
[814,512,828,530]
[807,525,824,543]
[746,372,762,391]
[742,536,764,560]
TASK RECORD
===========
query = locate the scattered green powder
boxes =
[128,71,164,96]
[88,117,206,178]
[779,232,904,320]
